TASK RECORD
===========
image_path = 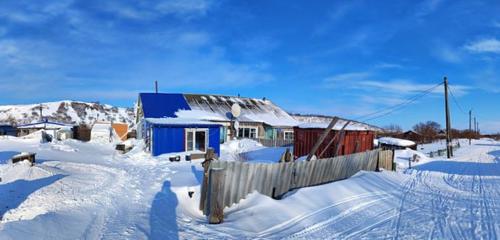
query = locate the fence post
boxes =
[199,148,216,213]
[208,168,225,224]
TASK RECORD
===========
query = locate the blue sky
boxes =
[0,0,499,132]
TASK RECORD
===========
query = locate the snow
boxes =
[177,96,300,127]
[378,137,416,147]
[145,117,221,126]
[219,139,291,163]
[297,119,381,131]
[0,137,499,239]
[0,100,133,126]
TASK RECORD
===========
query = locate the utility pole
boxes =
[155,81,158,94]
[444,76,453,158]
[474,117,477,134]
[477,121,480,136]
[469,110,472,145]
[39,104,43,121]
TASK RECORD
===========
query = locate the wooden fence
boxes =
[426,143,461,157]
[200,149,394,222]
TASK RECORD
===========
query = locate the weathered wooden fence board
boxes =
[202,149,394,217]
[378,150,394,170]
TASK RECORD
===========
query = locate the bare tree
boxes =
[383,124,403,134]
[413,121,441,142]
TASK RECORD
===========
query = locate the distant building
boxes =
[0,124,17,136]
[378,137,417,150]
[395,130,423,144]
[17,120,72,137]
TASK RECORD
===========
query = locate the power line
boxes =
[447,84,467,115]
[355,82,443,122]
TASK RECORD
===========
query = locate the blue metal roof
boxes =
[139,93,191,118]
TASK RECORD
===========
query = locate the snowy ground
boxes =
[0,137,499,239]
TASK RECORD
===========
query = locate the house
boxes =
[395,130,423,144]
[377,137,417,150]
[0,124,17,136]
[135,93,299,144]
[112,123,129,141]
[17,120,73,137]
[89,122,130,142]
[293,119,382,159]
[141,118,221,157]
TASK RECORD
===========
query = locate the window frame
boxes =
[237,126,259,139]
[283,130,294,140]
[185,128,209,153]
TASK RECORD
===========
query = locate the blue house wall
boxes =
[150,124,221,157]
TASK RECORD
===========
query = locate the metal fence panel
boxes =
[203,149,392,212]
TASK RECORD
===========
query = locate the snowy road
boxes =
[284,141,500,239]
[1,137,499,239]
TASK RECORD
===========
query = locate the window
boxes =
[284,131,294,140]
[238,127,258,139]
[185,129,208,152]
[186,131,194,151]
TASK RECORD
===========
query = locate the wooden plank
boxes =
[230,162,242,206]
[245,163,256,197]
[237,163,249,204]
[223,161,235,208]
[208,168,225,224]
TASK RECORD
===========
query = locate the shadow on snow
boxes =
[0,151,22,164]
[149,180,179,240]
[488,150,500,163]
[0,174,66,220]
[415,161,500,176]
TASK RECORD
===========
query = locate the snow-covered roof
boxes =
[145,118,222,126]
[297,119,381,131]
[17,121,72,129]
[139,93,299,127]
[182,94,299,127]
[378,137,416,147]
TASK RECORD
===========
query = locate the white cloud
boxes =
[373,62,404,69]
[465,38,500,54]
[415,0,444,18]
[0,0,73,23]
[101,0,212,20]
[156,0,212,18]
[323,72,470,95]
[433,45,462,63]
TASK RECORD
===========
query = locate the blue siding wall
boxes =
[208,126,221,155]
[151,125,221,157]
[152,127,185,156]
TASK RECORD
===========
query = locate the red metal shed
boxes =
[293,122,379,159]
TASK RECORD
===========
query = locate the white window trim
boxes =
[185,128,209,153]
[237,126,258,139]
[283,130,294,140]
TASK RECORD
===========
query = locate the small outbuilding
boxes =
[395,130,423,144]
[0,124,17,136]
[141,118,221,157]
[293,120,381,159]
[377,137,416,150]
[17,120,72,137]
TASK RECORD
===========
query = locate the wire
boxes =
[354,82,443,122]
[448,85,467,115]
